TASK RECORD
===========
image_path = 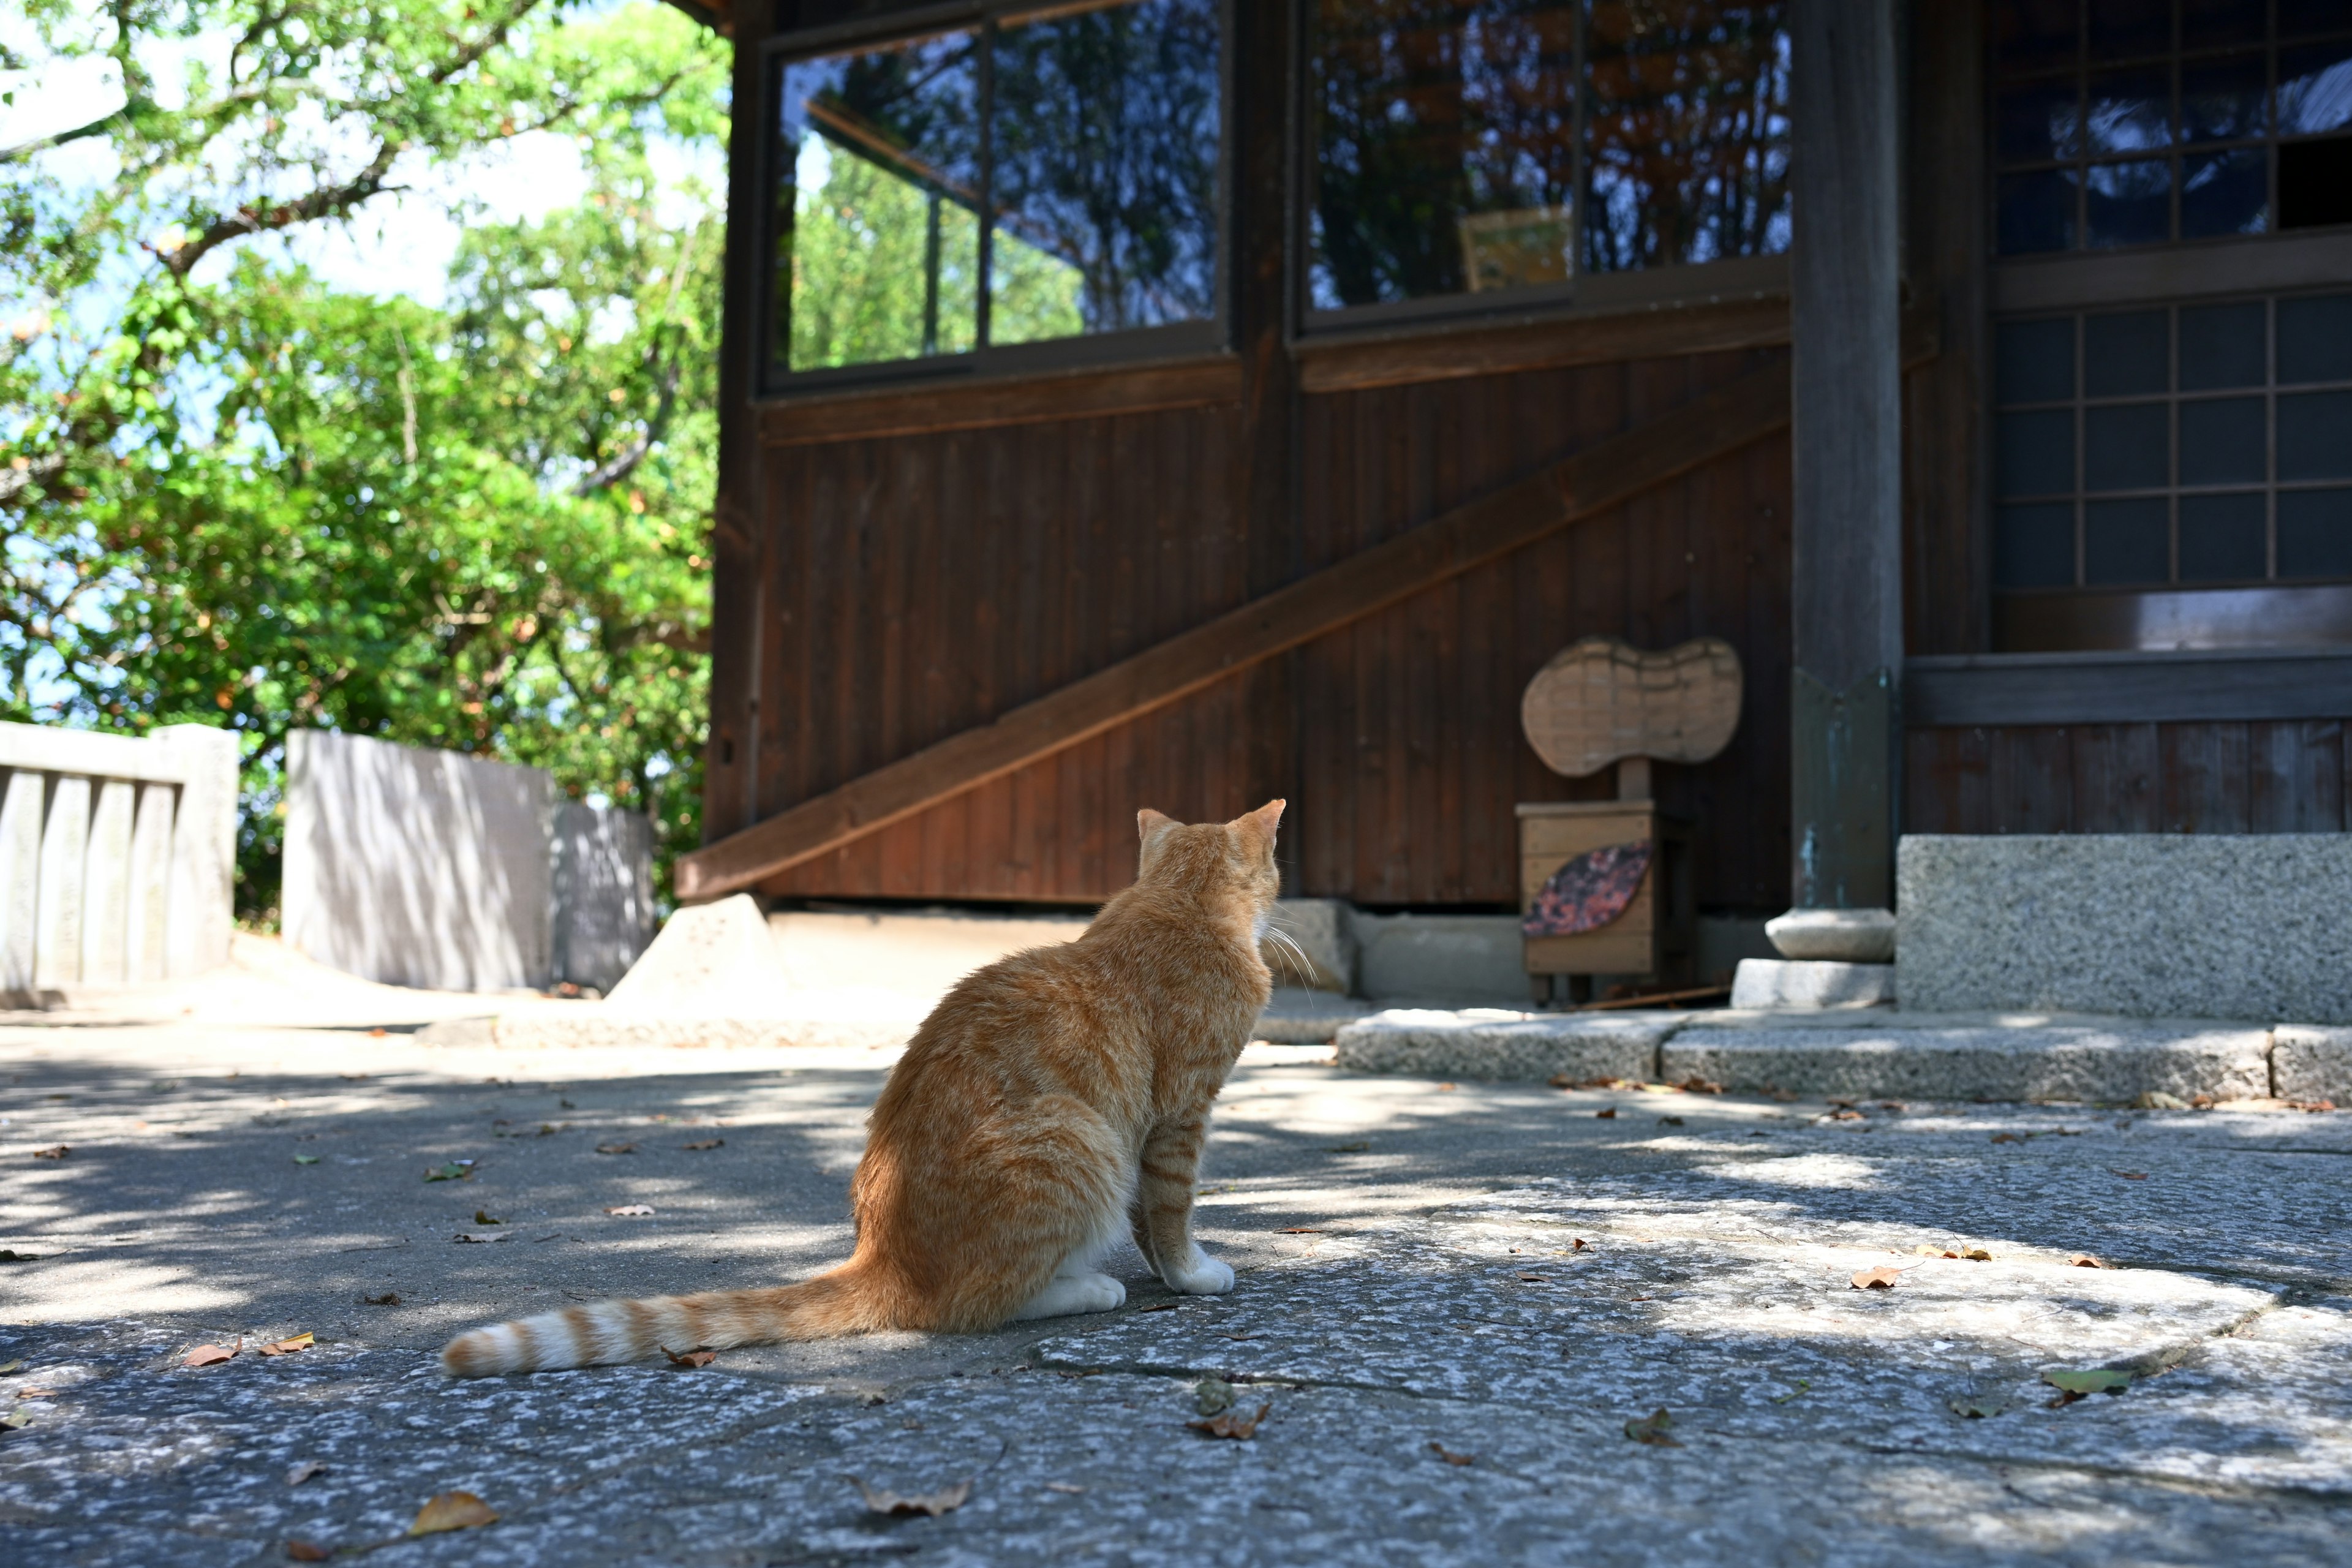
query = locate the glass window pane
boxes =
[989,0,1221,345]
[2086,65,2173,153]
[1308,1,1582,310]
[1581,1,1791,274]
[1997,77,2082,163]
[2085,402,2170,490]
[777,34,982,373]
[1997,168,2079,254]
[1994,0,2079,74]
[2278,390,2352,480]
[1997,317,2077,404]
[2178,492,2267,581]
[2087,0,2171,62]
[1996,502,2078,587]
[2179,300,2266,389]
[2277,294,2352,384]
[2084,157,2174,246]
[2178,396,2267,484]
[1998,409,2076,497]
[2085,309,2170,396]
[2180,53,2266,143]
[2278,488,2352,579]
[2280,41,2352,137]
[2183,0,2264,50]
[2278,135,2352,231]
[2281,0,2352,41]
[2084,497,2171,584]
[2180,147,2269,237]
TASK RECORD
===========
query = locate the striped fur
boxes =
[441,801,1284,1378]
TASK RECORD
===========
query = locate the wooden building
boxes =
[675,0,2352,925]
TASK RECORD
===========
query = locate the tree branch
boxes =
[572,355,681,496]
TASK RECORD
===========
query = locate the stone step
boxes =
[1333,1008,1685,1083]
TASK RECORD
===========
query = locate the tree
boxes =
[1,0,728,914]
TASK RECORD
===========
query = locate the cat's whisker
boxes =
[1261,927,1313,983]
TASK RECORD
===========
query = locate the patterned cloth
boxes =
[1522,839,1653,937]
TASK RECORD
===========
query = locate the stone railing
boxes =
[0,722,239,1000]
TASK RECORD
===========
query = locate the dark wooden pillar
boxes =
[1787,0,1902,920]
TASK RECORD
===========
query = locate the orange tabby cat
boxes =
[440,800,1284,1376]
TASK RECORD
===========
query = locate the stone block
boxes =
[1352,911,1529,1003]
[1766,907,1894,962]
[1333,1008,1673,1082]
[1730,958,1896,1009]
[605,894,794,1016]
[2273,1026,2352,1104]
[154,725,239,979]
[1898,834,2352,1023]
[282,731,554,992]
[79,779,134,986]
[34,774,89,987]
[1662,1019,2271,1101]
[551,802,655,993]
[1256,986,1374,1043]
[126,782,173,984]
[1262,898,1355,992]
[0,771,42,995]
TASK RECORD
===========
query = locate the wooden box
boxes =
[1516,801,1693,979]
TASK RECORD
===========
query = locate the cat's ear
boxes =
[1136,808,1180,874]
[1241,798,1285,849]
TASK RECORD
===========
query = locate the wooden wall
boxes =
[1906,722,2351,835]
[747,347,1796,910]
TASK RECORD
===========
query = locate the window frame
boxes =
[1289,0,1795,341]
[757,0,1237,400]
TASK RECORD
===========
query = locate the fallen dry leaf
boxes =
[1437,1082,1457,1092]
[183,1340,239,1368]
[15,1388,55,1399]
[422,1161,473,1182]
[680,1139,724,1151]
[595,1142,638,1155]
[2067,1253,2109,1268]
[287,1460,328,1485]
[1948,1391,2005,1420]
[473,1210,502,1226]
[848,1476,973,1517]
[1878,1101,1908,1111]
[1324,1140,1370,1153]
[1594,1107,1618,1120]
[409,1490,499,1536]
[1570,1238,1588,1251]
[1989,1133,2029,1145]
[1274,1227,1322,1234]
[2111,1169,2149,1180]
[1513,1273,1550,1283]
[1137,1301,1179,1312]
[2287,1098,2337,1113]
[1429,1441,1474,1466]
[0,1409,31,1431]
[361,1292,401,1306]
[30,1145,67,1159]
[452,1232,505,1245]
[258,1333,314,1356]
[1961,1247,1992,1261]
[1043,1481,1086,1494]
[1825,1108,1865,1121]
[1624,1408,1680,1446]
[0,1251,36,1262]
[368,1027,388,1038]
[1850,1266,1904,1290]
[1678,1076,1725,1094]
[605,1204,656,1217]
[1188,1401,1270,1440]
[1657,1115,1685,1126]
[285,1540,331,1562]
[1194,1377,1235,1414]
[660,1344,717,1369]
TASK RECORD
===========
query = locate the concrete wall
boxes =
[0,721,238,1000]
[283,732,656,993]
[1899,834,2352,1024]
[552,802,657,993]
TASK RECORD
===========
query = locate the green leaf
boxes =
[423,1162,472,1183]
[293,1155,320,1165]
[1624,1408,1681,1446]
[2043,1368,2134,1395]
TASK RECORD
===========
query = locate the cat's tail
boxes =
[439,1262,886,1377]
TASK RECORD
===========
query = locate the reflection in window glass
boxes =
[990,0,1221,344]
[1582,1,1790,273]
[1306,1,1582,311]
[778,35,984,373]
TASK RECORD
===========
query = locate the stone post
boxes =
[156,724,241,979]
[1776,0,1902,974]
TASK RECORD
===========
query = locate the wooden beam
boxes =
[677,358,1795,902]
[1907,649,2352,727]
[1295,295,1791,395]
[755,356,1242,447]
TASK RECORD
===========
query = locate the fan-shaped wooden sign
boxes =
[1520,636,1743,778]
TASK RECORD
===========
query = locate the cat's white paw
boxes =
[1011,1270,1127,1321]
[1163,1245,1235,1295]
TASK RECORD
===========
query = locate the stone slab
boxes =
[1333,1006,1675,1081]
[549,802,655,994]
[1254,984,1373,1042]
[1899,832,2352,1023]
[603,893,796,1016]
[282,731,555,992]
[2274,1025,2352,1103]
[1662,1019,2272,1101]
[1350,910,1529,1003]
[1766,905,1895,961]
[1730,957,1896,1008]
